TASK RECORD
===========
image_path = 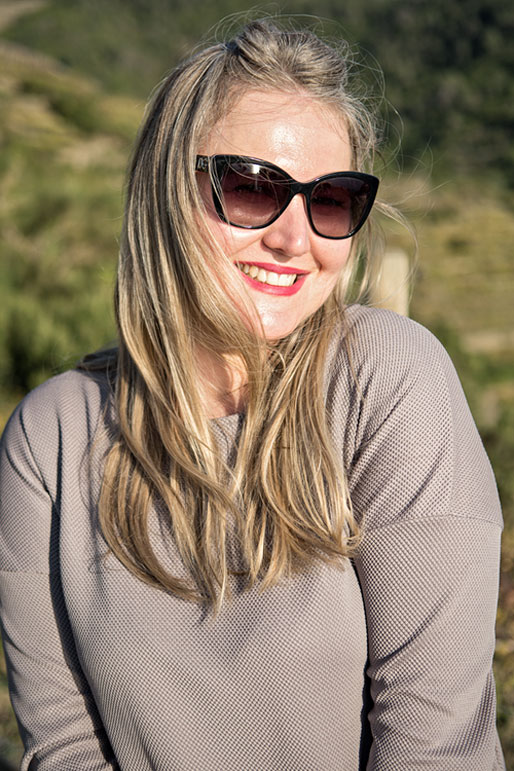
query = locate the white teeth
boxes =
[238,263,297,287]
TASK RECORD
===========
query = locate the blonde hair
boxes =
[90,18,390,612]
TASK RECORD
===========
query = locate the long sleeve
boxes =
[338,307,505,769]
[0,378,118,770]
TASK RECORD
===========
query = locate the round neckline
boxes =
[210,411,245,424]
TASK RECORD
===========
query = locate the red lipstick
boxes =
[238,261,308,275]
[236,261,309,296]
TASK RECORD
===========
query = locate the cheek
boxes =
[211,222,263,262]
[196,175,238,254]
[320,242,353,279]
[309,244,353,305]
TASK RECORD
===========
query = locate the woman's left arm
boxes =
[355,515,503,770]
[345,313,505,770]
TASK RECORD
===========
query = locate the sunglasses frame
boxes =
[196,154,379,240]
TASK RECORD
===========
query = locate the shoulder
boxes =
[0,370,115,573]
[0,368,113,470]
[327,306,502,530]
[2,368,111,430]
[340,305,473,432]
[343,304,452,378]
[326,305,455,422]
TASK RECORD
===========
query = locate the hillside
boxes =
[0,27,144,419]
[2,0,514,183]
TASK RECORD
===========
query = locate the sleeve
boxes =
[0,398,119,770]
[347,317,505,770]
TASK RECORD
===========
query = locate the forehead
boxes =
[202,89,352,178]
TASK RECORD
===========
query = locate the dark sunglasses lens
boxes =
[310,178,372,237]
[217,162,290,227]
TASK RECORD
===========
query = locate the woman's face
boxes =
[198,90,355,340]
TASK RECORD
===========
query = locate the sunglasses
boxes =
[196,154,379,240]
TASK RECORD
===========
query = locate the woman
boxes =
[0,18,505,771]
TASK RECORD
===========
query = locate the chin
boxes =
[257,318,303,341]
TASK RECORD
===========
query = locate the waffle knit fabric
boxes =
[0,306,505,770]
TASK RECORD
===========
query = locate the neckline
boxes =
[210,411,245,424]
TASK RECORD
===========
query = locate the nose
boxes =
[261,194,311,257]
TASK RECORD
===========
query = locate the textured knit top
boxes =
[0,306,505,770]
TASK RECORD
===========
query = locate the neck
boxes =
[196,347,248,418]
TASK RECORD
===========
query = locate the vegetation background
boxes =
[0,0,512,767]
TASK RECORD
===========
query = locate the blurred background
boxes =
[0,0,512,767]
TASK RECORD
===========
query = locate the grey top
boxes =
[0,306,505,770]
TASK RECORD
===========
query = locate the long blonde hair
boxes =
[90,18,388,611]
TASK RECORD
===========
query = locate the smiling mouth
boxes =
[237,263,299,287]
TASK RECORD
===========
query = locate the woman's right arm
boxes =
[0,400,118,771]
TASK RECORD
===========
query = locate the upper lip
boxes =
[236,261,309,275]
